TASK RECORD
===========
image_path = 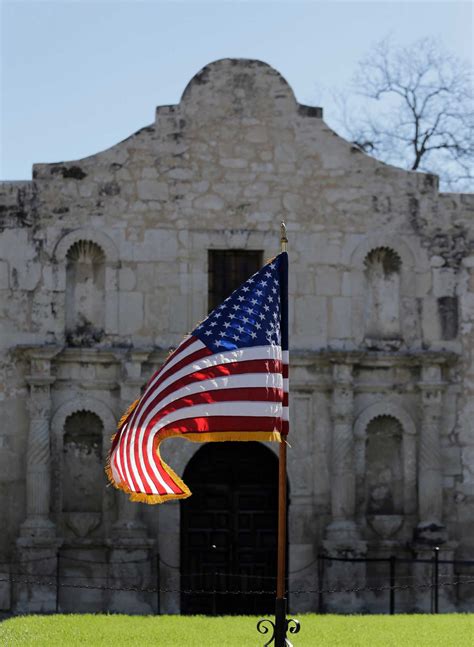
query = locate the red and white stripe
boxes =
[109,336,288,498]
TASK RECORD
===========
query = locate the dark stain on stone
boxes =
[0,186,34,229]
[50,165,87,180]
[372,195,392,214]
[109,163,123,172]
[298,105,323,118]
[66,320,105,347]
[64,166,87,179]
[423,174,438,191]
[408,195,421,232]
[438,296,458,340]
[428,226,472,269]
[99,181,120,196]
[52,207,69,215]
[193,68,210,85]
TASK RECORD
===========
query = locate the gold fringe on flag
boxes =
[105,439,192,504]
[117,397,140,431]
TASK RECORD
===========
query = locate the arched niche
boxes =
[53,229,119,339]
[63,411,103,514]
[346,234,424,347]
[65,241,106,344]
[51,397,117,538]
[365,415,403,515]
[363,247,402,344]
[354,402,417,538]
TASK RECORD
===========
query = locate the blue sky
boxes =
[1,1,472,180]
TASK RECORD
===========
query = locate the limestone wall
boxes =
[0,58,473,613]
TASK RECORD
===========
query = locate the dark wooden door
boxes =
[180,442,282,615]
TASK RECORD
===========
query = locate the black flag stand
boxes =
[256,224,300,647]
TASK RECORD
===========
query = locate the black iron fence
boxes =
[1,548,473,615]
[317,549,474,614]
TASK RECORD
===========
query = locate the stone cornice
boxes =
[15,344,64,362]
[290,349,459,368]
[25,375,56,387]
[14,344,459,373]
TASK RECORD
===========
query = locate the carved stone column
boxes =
[21,376,56,538]
[326,363,359,544]
[15,347,62,613]
[417,363,446,544]
[109,351,155,614]
[112,351,150,539]
[324,362,366,612]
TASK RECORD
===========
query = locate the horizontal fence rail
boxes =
[1,548,473,615]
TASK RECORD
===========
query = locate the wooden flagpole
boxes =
[275,223,289,647]
[257,223,299,647]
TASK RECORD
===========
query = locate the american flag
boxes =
[106,251,289,504]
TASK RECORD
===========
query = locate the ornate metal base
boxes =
[257,597,300,647]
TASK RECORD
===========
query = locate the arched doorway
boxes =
[180,442,284,615]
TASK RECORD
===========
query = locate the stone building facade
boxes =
[0,59,473,615]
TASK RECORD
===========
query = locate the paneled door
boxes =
[180,442,283,615]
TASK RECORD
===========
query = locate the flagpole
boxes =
[257,222,299,647]
[275,223,288,645]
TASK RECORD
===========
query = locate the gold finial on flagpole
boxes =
[280,221,288,253]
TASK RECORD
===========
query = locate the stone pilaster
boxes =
[20,376,56,539]
[16,347,62,613]
[112,351,151,539]
[288,495,317,614]
[326,362,359,544]
[107,538,156,614]
[411,544,457,613]
[417,363,446,543]
[323,362,366,612]
[108,351,156,612]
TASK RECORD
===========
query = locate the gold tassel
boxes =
[117,397,140,431]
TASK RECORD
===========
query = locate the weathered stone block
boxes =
[119,292,143,334]
[119,266,136,291]
[316,267,341,296]
[193,194,225,210]
[330,297,352,339]
[441,447,462,476]
[136,180,168,201]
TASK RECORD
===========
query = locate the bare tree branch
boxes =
[331,36,473,191]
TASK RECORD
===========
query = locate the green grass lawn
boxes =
[0,613,472,646]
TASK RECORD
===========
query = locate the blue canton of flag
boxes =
[194,259,282,351]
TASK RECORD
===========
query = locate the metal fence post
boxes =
[434,547,440,614]
[317,555,324,614]
[389,555,396,615]
[212,571,217,616]
[56,550,60,613]
[156,553,161,615]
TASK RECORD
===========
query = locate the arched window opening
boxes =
[65,241,105,346]
[365,415,403,516]
[364,247,402,345]
[63,411,103,514]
